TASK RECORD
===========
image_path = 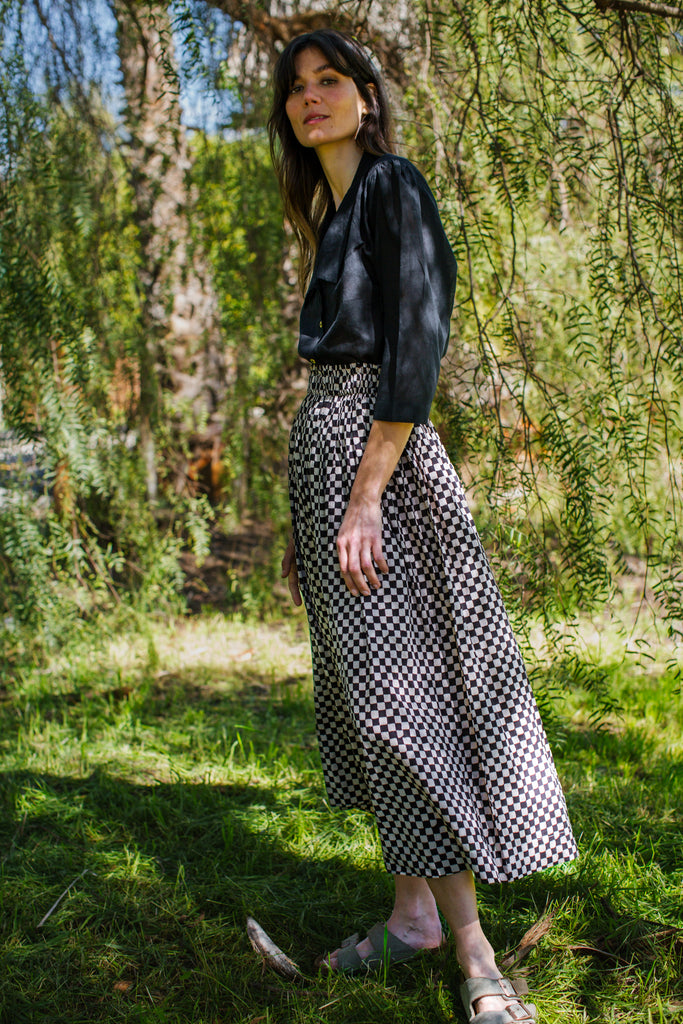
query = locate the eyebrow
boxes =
[292,63,333,80]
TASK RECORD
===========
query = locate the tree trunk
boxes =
[113,0,229,500]
[206,0,419,92]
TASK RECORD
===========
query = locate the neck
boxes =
[316,140,364,209]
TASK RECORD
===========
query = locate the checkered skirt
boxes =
[288,363,578,882]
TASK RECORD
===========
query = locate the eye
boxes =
[321,77,338,85]
[289,83,303,94]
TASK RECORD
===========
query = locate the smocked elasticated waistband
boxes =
[306,361,380,396]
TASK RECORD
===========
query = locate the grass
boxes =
[0,608,682,1023]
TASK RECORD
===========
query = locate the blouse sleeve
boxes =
[365,159,457,424]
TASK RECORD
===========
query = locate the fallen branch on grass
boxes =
[246,916,305,982]
[500,910,555,969]
[37,869,96,928]
[566,943,627,963]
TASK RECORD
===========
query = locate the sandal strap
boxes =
[334,939,364,971]
[460,976,535,1023]
[465,1013,534,1024]
[322,921,440,976]
[462,977,519,1003]
[505,1004,535,1023]
[366,922,416,958]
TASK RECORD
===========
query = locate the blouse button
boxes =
[319,321,323,329]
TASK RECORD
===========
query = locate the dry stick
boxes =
[567,944,626,963]
[499,910,556,970]
[246,916,304,982]
[37,869,95,928]
[594,0,683,15]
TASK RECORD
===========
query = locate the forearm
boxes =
[349,419,413,505]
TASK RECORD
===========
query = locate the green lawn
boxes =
[1,610,681,1023]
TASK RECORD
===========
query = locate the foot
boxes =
[322,907,444,971]
[458,939,512,1016]
[460,976,535,1022]
[459,949,534,1019]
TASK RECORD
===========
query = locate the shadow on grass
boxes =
[561,726,683,877]
[1,768,392,1022]
[1,650,682,1022]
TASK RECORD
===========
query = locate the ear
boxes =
[365,82,377,113]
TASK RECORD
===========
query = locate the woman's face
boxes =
[285,46,367,152]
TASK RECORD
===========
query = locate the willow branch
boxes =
[594,0,683,18]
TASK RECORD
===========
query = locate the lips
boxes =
[303,114,328,125]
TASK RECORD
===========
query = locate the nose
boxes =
[302,81,321,104]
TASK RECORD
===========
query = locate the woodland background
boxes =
[1,0,682,675]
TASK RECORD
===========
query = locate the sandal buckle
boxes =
[498,978,516,998]
[507,1002,533,1022]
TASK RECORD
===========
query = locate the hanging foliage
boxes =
[393,2,683,659]
[0,0,681,678]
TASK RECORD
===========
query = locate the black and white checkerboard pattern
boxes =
[289,363,578,882]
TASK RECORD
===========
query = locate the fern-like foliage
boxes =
[406,1,683,685]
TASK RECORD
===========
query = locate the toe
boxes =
[315,950,336,972]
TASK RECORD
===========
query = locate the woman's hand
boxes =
[336,419,412,597]
[281,535,302,606]
[336,495,389,597]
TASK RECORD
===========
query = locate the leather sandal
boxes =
[317,921,441,975]
[460,976,537,1023]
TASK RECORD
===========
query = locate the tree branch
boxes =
[594,0,683,18]
[203,0,412,86]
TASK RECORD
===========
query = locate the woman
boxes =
[269,29,578,1022]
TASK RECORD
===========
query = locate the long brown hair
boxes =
[268,30,395,290]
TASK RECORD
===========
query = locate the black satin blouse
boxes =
[299,151,457,424]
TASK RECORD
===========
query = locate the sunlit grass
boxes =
[1,608,681,1023]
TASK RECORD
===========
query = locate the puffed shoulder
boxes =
[359,153,446,245]
[362,154,436,206]
[364,152,432,189]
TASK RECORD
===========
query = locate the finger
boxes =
[288,569,302,607]
[360,548,382,590]
[346,551,371,597]
[281,538,294,578]
[337,541,359,596]
[336,538,349,575]
[372,539,389,575]
[337,535,369,597]
[337,539,362,594]
[335,540,358,598]
[340,569,360,598]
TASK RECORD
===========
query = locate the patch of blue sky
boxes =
[0,0,241,136]
[172,1,243,134]
[0,0,124,116]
